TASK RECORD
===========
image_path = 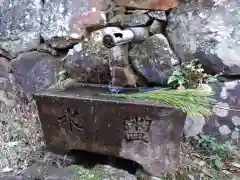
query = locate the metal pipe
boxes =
[102,26,149,48]
[103,27,134,48]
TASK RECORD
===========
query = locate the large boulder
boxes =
[129,34,180,85]
[63,29,111,84]
[41,0,113,49]
[0,0,41,58]
[9,51,61,95]
[166,0,240,76]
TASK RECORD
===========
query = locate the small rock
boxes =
[184,115,205,137]
[231,131,239,139]
[150,20,164,34]
[232,116,240,126]
[1,167,13,173]
[109,45,140,89]
[109,14,151,27]
[212,102,229,117]
[148,11,167,21]
[219,125,231,135]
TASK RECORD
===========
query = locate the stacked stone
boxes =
[0,0,239,140]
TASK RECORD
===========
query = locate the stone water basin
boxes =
[33,83,186,177]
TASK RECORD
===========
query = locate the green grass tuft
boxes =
[109,89,216,118]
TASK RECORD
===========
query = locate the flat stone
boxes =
[114,0,180,11]
[109,14,151,27]
[148,11,167,21]
[41,0,112,48]
[132,10,149,14]
[0,0,41,58]
[33,84,186,177]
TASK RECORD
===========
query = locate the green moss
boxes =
[70,165,134,180]
[71,165,103,180]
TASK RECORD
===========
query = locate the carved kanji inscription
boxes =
[57,107,84,133]
[124,116,152,142]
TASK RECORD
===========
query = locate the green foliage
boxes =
[72,165,103,180]
[197,135,233,170]
[57,70,69,82]
[109,88,215,118]
[168,59,218,89]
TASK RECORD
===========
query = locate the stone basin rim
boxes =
[33,91,177,109]
[33,83,183,110]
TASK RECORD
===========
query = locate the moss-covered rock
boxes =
[20,164,136,180]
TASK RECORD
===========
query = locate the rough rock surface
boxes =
[109,45,141,91]
[129,34,180,85]
[184,81,240,141]
[109,14,151,27]
[0,0,41,58]
[114,0,180,10]
[9,51,61,95]
[150,21,164,35]
[0,57,10,80]
[167,0,240,76]
[34,86,186,177]
[148,11,167,22]
[41,0,113,48]
[63,29,111,84]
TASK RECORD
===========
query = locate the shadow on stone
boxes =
[68,149,140,175]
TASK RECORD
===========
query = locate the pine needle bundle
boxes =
[107,88,216,118]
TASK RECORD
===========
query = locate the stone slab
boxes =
[33,84,186,177]
[114,0,180,11]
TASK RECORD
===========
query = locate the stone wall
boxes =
[0,0,239,142]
